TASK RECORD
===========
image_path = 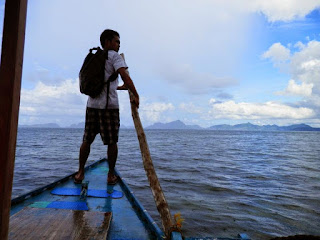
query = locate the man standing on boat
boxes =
[75,29,139,185]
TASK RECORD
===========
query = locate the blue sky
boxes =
[1,0,320,127]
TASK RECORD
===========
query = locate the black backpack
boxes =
[79,47,118,102]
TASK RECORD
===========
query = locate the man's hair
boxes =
[100,29,120,49]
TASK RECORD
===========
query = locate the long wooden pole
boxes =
[129,91,174,237]
[120,54,174,237]
[0,0,28,239]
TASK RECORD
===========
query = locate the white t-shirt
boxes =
[87,50,127,109]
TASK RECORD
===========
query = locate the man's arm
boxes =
[117,67,139,108]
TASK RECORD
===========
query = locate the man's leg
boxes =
[75,141,91,182]
[107,143,118,174]
[107,143,118,184]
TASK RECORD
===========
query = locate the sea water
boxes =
[13,128,320,239]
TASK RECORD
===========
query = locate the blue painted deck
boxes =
[10,159,164,239]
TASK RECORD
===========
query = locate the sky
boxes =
[1,0,320,128]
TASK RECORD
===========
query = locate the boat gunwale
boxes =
[115,167,165,239]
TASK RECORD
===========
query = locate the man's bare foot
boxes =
[107,173,118,185]
[74,171,84,184]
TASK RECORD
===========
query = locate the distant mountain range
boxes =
[146,120,320,131]
[19,120,320,131]
[146,120,202,130]
[207,122,320,131]
[147,120,320,131]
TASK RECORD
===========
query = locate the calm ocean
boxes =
[13,128,320,239]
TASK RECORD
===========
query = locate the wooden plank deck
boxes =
[9,207,112,240]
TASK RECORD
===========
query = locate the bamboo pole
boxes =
[0,0,28,239]
[120,54,174,237]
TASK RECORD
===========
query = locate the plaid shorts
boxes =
[83,108,120,145]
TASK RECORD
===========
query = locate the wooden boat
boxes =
[9,158,251,240]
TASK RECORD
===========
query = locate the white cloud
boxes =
[20,106,37,114]
[18,77,176,127]
[161,63,238,94]
[17,0,320,97]
[290,40,320,90]
[20,79,87,125]
[277,79,313,97]
[34,62,50,72]
[22,0,250,96]
[209,98,218,105]
[248,0,320,22]
[294,41,305,50]
[208,99,314,120]
[262,42,291,62]
[263,40,320,120]
[117,93,177,126]
[264,40,320,102]
[179,103,202,114]
[140,102,175,123]
[23,79,79,99]
[308,95,320,107]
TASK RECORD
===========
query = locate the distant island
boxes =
[146,120,320,131]
[207,122,320,132]
[146,120,202,130]
[19,120,320,132]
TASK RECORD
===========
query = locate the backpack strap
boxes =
[106,72,118,109]
[89,47,100,53]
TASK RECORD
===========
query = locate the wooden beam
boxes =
[0,0,28,239]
